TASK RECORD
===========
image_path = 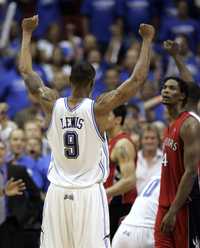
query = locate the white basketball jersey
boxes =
[123,174,160,229]
[47,97,109,188]
[189,111,200,123]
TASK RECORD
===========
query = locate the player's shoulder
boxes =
[115,137,134,151]
[180,115,200,139]
[182,115,200,129]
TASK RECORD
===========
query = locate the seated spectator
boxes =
[8,129,42,189]
[37,23,61,62]
[41,46,70,84]
[120,47,139,82]
[93,66,121,99]
[26,137,45,191]
[0,140,42,248]
[87,48,107,82]
[60,23,83,62]
[24,120,50,156]
[136,124,162,195]
[105,23,123,64]
[0,103,17,147]
[52,71,71,97]
[82,34,98,58]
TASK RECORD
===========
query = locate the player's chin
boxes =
[161,100,172,106]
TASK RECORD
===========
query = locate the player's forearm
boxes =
[19,31,44,94]
[173,54,193,82]
[118,39,152,100]
[106,177,135,198]
[130,39,152,83]
[169,170,197,215]
[19,30,33,74]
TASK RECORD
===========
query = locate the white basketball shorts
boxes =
[40,183,110,248]
[112,223,154,248]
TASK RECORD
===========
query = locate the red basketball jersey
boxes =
[104,132,137,204]
[159,111,191,207]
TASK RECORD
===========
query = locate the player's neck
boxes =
[71,88,89,100]
[109,126,123,139]
[167,105,185,120]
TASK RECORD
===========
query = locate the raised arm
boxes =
[94,24,155,115]
[163,40,193,82]
[19,15,58,115]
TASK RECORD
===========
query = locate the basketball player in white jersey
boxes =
[112,172,161,248]
[19,15,155,248]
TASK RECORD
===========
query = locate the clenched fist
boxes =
[139,24,155,42]
[22,15,38,33]
[163,40,180,56]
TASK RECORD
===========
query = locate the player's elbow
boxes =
[18,60,32,76]
[18,65,34,80]
[131,75,146,86]
[18,64,28,75]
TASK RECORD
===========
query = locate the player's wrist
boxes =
[142,38,153,44]
[168,205,178,216]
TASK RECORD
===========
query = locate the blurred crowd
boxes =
[0,0,200,247]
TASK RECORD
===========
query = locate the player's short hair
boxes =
[113,105,127,126]
[187,83,200,104]
[70,61,96,87]
[162,76,189,106]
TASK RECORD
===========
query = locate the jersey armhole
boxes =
[46,98,58,135]
[91,100,105,142]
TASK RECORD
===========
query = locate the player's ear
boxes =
[180,92,186,101]
[116,116,122,125]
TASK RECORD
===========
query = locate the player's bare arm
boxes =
[19,15,58,120]
[94,24,155,117]
[161,116,200,234]
[0,178,26,197]
[164,40,193,82]
[106,138,136,198]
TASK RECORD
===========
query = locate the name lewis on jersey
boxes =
[163,137,178,151]
[60,117,84,129]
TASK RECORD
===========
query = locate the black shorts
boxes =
[188,177,200,248]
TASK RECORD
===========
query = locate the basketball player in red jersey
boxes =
[154,76,200,248]
[104,105,137,240]
[163,40,200,247]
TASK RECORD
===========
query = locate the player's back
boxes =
[123,174,161,229]
[47,97,109,188]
